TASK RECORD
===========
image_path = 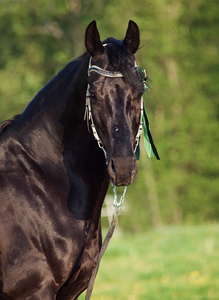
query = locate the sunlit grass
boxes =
[79,224,219,299]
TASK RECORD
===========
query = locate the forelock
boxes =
[103,38,140,89]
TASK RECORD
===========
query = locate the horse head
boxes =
[85,20,145,187]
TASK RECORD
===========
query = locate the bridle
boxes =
[84,56,144,162]
[84,55,145,300]
[84,54,145,211]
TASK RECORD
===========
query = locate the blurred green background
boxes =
[0,0,218,230]
[1,1,219,299]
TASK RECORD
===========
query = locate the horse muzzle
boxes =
[108,156,138,186]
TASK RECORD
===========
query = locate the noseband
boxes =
[84,57,144,160]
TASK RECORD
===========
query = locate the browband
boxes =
[88,66,123,78]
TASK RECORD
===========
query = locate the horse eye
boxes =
[90,93,98,101]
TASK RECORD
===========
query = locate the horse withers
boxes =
[0,20,145,299]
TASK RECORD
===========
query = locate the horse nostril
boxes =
[111,159,116,175]
[108,159,117,183]
[108,156,138,186]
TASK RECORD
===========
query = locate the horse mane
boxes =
[0,115,20,135]
[0,52,88,139]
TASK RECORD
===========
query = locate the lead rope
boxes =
[85,185,127,300]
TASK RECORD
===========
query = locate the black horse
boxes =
[0,20,151,299]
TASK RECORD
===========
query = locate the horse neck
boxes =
[18,53,107,176]
[18,54,91,151]
[15,53,109,221]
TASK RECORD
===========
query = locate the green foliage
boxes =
[79,224,219,299]
[0,0,218,229]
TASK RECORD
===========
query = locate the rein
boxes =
[85,185,127,300]
[84,56,143,299]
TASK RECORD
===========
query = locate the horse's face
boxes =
[85,21,144,186]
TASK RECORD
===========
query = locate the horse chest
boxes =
[55,220,102,299]
[0,211,97,299]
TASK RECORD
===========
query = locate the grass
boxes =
[79,224,219,300]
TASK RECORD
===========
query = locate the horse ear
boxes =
[85,20,105,57]
[123,20,140,54]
